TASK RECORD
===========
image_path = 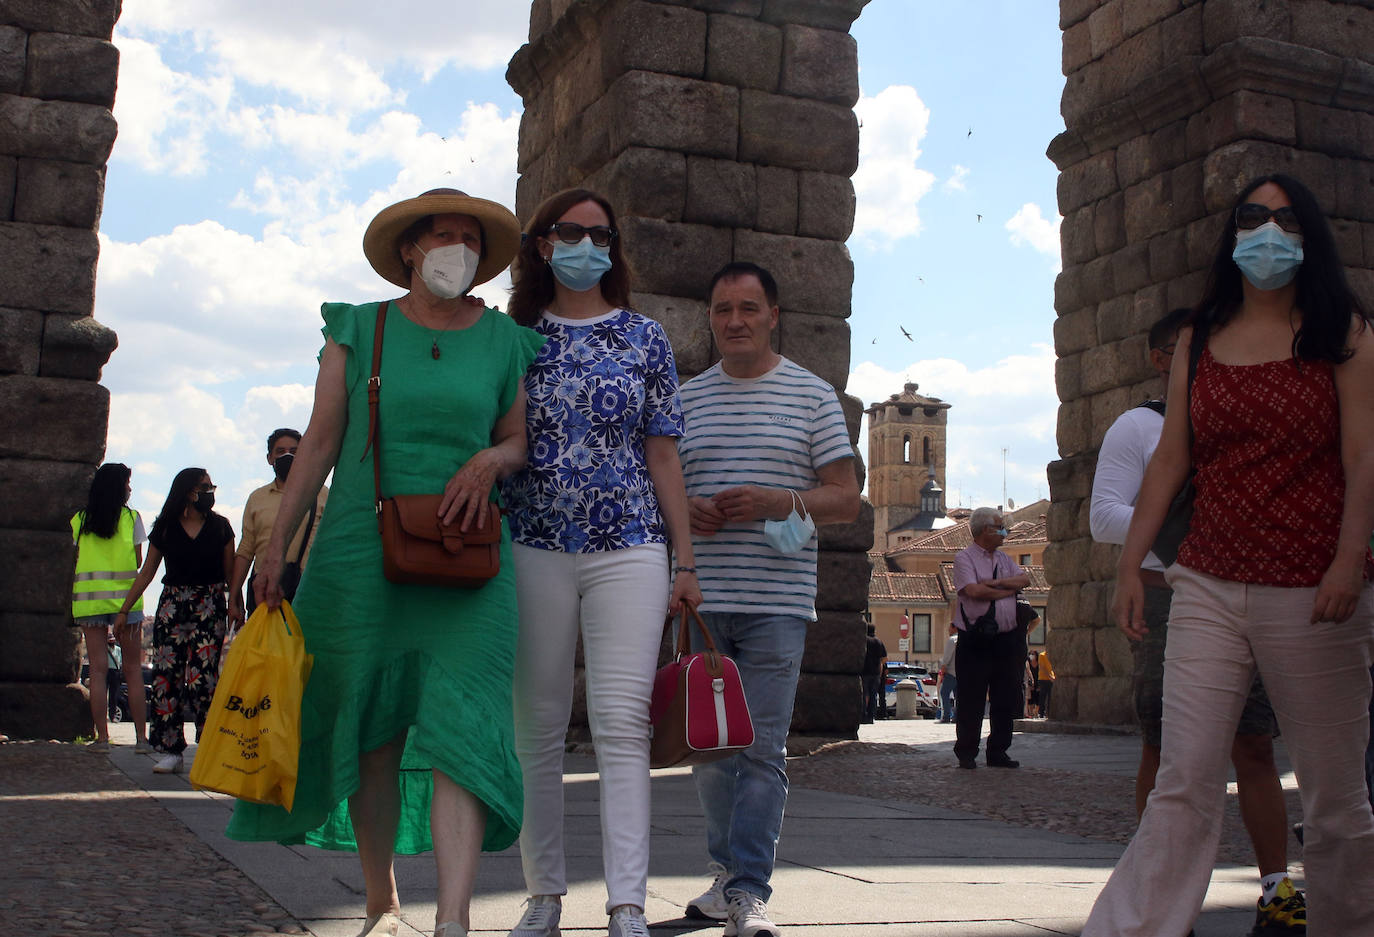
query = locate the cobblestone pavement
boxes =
[791,719,1304,868]
[0,740,307,937]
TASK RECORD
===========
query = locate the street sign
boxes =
[898,638,910,651]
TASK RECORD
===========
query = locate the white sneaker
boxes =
[724,889,780,937]
[152,753,183,774]
[607,905,649,937]
[686,861,730,920]
[357,911,399,937]
[509,895,561,937]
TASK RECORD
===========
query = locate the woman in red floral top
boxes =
[1084,174,1374,937]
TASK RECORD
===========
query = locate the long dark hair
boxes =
[507,188,633,327]
[1193,173,1368,363]
[78,462,132,539]
[150,467,208,543]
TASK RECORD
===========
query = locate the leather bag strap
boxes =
[361,301,389,528]
[675,603,718,657]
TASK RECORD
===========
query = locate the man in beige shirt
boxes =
[231,427,327,620]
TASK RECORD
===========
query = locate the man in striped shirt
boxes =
[678,262,860,937]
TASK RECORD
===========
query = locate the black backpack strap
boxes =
[1136,399,1166,416]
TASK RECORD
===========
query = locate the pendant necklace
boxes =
[418,300,465,360]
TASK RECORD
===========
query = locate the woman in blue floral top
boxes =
[502,189,700,937]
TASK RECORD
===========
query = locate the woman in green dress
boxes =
[225,189,544,937]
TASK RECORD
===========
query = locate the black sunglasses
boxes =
[1235,203,1301,234]
[545,222,617,248]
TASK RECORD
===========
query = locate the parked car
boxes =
[883,662,940,718]
[80,661,155,724]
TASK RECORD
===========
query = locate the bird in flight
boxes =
[976,214,982,223]
[967,127,973,137]
[900,326,913,341]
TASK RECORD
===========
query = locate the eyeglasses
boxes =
[197,484,217,493]
[545,222,617,248]
[1153,343,1176,355]
[1235,203,1301,234]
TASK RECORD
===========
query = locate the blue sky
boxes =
[97,1,1066,528]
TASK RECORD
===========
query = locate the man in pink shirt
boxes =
[951,507,1030,769]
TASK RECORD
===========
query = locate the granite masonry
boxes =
[1045,0,1374,725]
[0,0,122,739]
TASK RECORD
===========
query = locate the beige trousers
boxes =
[1083,564,1374,937]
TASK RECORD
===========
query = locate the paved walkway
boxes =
[1,718,1300,936]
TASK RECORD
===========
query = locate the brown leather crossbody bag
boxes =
[362,301,501,588]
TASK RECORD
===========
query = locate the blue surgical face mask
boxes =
[1232,221,1303,291]
[995,527,1008,537]
[764,490,816,555]
[549,237,612,292]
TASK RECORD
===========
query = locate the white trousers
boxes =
[1083,565,1374,937]
[511,542,668,913]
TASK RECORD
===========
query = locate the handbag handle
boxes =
[675,602,719,658]
[360,301,390,530]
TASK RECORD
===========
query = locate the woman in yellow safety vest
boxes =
[71,463,150,753]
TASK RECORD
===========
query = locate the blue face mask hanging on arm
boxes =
[1232,221,1303,291]
[764,489,816,555]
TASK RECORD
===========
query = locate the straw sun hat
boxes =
[362,188,521,290]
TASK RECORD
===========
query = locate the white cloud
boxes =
[943,164,970,192]
[109,36,231,175]
[847,347,1058,508]
[1005,202,1062,262]
[852,85,938,246]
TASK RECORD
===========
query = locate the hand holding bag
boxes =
[189,601,313,810]
[649,604,754,769]
[364,301,501,587]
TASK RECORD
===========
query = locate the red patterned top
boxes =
[1177,346,1363,587]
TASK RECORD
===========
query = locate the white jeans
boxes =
[511,542,668,912]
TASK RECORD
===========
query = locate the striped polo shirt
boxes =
[678,357,853,619]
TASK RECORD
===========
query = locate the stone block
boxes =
[1122,0,1181,38]
[1167,161,1205,231]
[1079,341,1123,396]
[1057,398,1091,457]
[791,671,860,734]
[1080,580,1115,625]
[1186,90,1296,156]
[1290,0,1374,62]
[1081,255,1117,305]
[1185,212,1226,268]
[739,89,858,176]
[39,312,117,380]
[1365,222,1374,268]
[1060,203,1096,266]
[0,0,120,38]
[1087,1,1123,60]
[631,291,713,376]
[733,229,852,317]
[607,71,738,160]
[1351,269,1374,315]
[1123,173,1172,243]
[758,0,867,31]
[1334,157,1374,224]
[1089,540,1120,581]
[1057,149,1117,214]
[546,38,610,140]
[1053,626,1099,677]
[1330,219,1363,274]
[1201,0,1291,51]
[14,158,104,228]
[0,457,92,530]
[802,610,865,674]
[1047,498,1085,544]
[780,24,858,105]
[1132,282,1170,333]
[0,611,81,681]
[756,165,798,235]
[818,499,873,553]
[0,25,23,95]
[684,155,756,227]
[583,146,687,222]
[1095,622,1133,677]
[1062,19,1093,75]
[0,528,75,614]
[1046,581,1079,627]
[1055,353,1082,401]
[23,33,118,107]
[797,172,854,241]
[0,153,12,220]
[604,1,707,78]
[780,310,850,392]
[621,218,733,300]
[1094,294,1135,345]
[1165,270,1206,310]
[0,375,108,462]
[0,222,98,315]
[706,13,781,92]
[1076,675,1133,724]
[0,681,91,739]
[1090,385,1137,442]
[839,393,864,453]
[1295,100,1368,160]
[0,306,41,374]
[815,549,871,612]
[1093,191,1125,255]
[693,0,765,14]
[1060,0,1098,30]
[1112,241,1151,293]
[1147,228,1188,281]
[0,93,116,164]
[1050,675,1080,721]
[1048,452,1098,501]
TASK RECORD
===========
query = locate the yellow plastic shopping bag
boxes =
[190,601,313,810]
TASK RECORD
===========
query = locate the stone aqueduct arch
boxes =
[2,0,1371,738]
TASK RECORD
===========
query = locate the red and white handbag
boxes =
[649,605,754,769]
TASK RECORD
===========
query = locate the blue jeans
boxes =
[689,612,808,903]
[939,675,957,722]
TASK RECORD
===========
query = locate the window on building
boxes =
[1028,606,1046,645]
[922,436,931,464]
[911,613,932,653]
[1019,553,1031,565]
[902,434,911,463]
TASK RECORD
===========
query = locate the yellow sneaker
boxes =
[1250,877,1306,935]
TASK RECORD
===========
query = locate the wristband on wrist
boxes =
[672,566,696,575]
